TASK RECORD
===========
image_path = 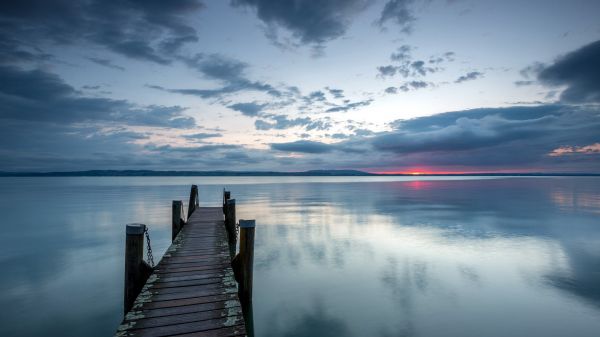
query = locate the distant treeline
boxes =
[0,170,598,177]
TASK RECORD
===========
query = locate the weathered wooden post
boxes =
[243,300,255,337]
[124,223,153,314]
[223,190,231,214]
[172,200,185,242]
[187,184,198,218]
[238,219,255,308]
[224,198,236,257]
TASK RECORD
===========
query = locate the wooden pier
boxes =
[116,186,254,337]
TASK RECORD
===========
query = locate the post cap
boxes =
[226,198,236,205]
[172,200,183,205]
[126,223,146,235]
[239,219,255,228]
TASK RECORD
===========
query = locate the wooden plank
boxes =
[116,206,246,337]
[148,289,236,302]
[127,316,245,337]
[150,278,224,289]
[125,301,236,320]
[166,251,228,257]
[124,307,243,330]
[155,271,233,283]
[151,283,227,294]
[160,254,230,262]
[155,263,232,274]
[157,258,231,267]
[175,325,247,337]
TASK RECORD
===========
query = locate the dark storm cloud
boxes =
[270,138,369,156]
[267,104,597,172]
[228,102,268,117]
[0,0,204,65]
[387,105,563,131]
[371,105,600,163]
[255,105,600,172]
[375,114,550,153]
[0,34,53,64]
[537,39,600,103]
[455,71,483,83]
[377,0,415,33]
[0,65,194,128]
[87,57,125,71]
[271,140,334,154]
[230,0,369,46]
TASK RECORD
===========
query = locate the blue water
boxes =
[0,176,599,336]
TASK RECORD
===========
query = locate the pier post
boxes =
[172,200,185,242]
[224,199,237,256]
[188,185,199,218]
[223,190,231,214]
[238,219,255,309]
[124,223,153,314]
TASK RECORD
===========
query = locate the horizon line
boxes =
[0,169,599,177]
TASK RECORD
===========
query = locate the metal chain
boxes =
[144,227,155,268]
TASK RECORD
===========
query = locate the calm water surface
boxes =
[0,176,599,337]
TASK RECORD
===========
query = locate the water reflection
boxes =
[240,177,600,337]
[0,177,599,337]
[545,242,600,309]
[263,300,351,337]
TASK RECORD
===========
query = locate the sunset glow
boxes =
[373,167,555,175]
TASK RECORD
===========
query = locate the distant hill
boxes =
[0,169,375,177]
[0,170,598,177]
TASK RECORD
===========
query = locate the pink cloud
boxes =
[549,143,600,157]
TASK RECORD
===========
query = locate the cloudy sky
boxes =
[1,0,599,173]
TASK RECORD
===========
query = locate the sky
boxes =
[1,0,599,173]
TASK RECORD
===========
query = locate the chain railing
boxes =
[144,226,155,268]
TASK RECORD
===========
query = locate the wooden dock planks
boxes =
[116,207,246,337]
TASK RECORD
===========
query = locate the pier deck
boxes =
[116,206,247,337]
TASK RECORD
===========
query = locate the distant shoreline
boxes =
[1,170,598,177]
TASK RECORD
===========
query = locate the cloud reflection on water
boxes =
[244,177,600,337]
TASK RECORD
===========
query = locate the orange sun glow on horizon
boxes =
[371,167,546,175]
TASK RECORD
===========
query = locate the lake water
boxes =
[0,176,599,337]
